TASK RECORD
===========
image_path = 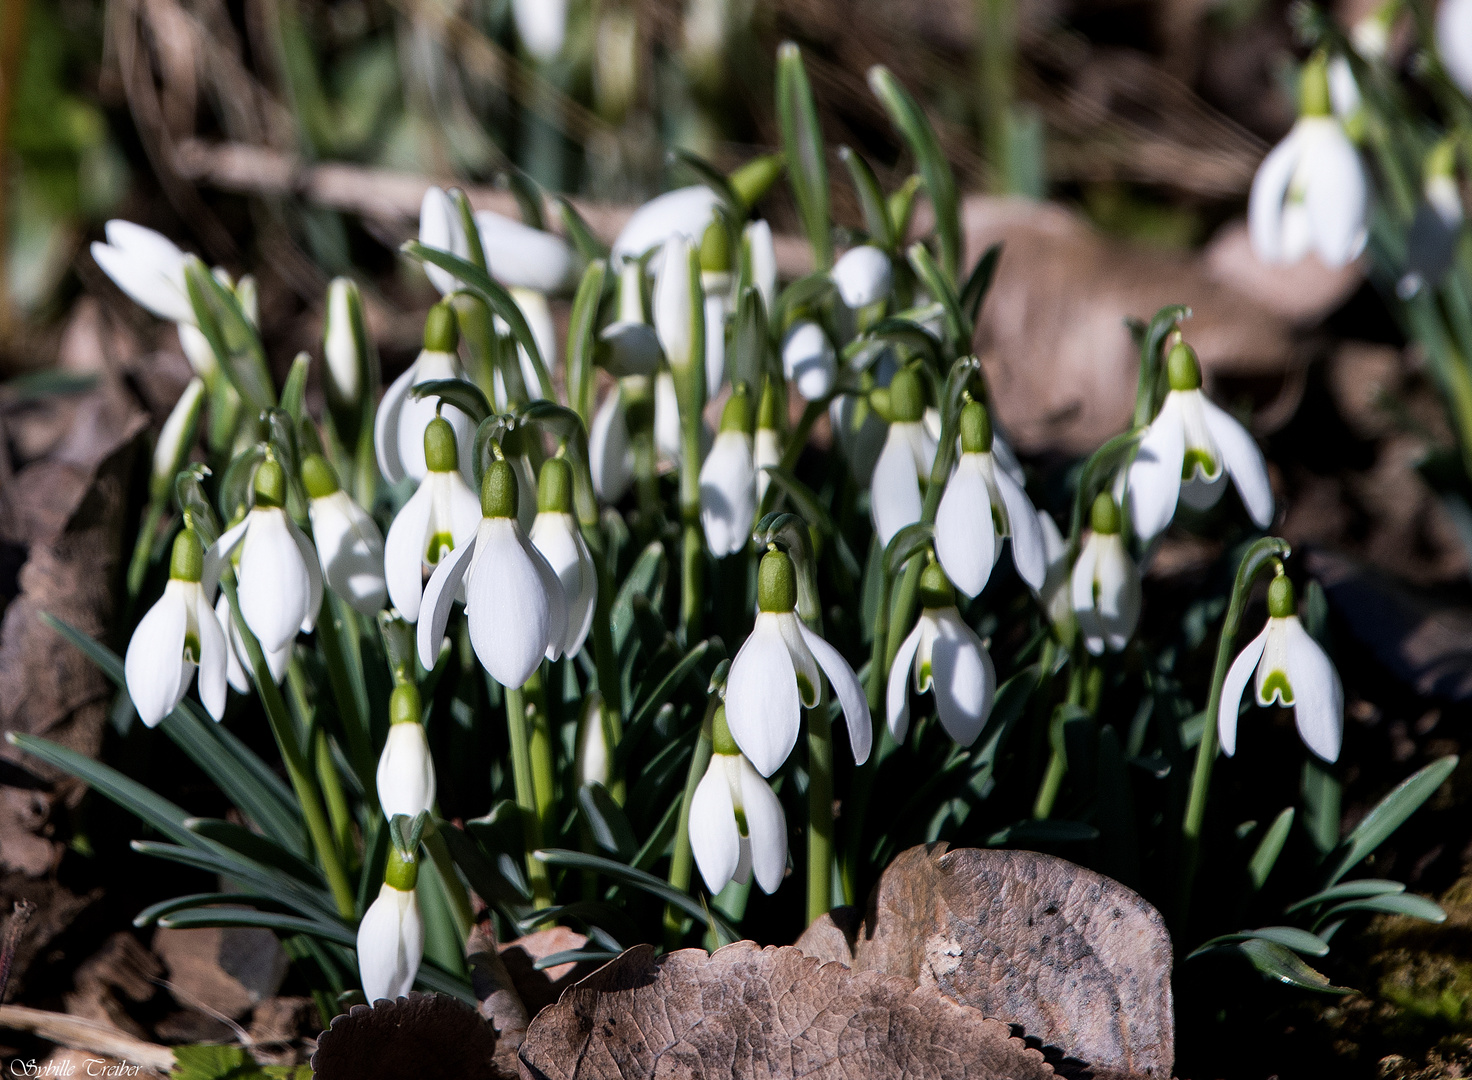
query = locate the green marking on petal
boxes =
[733,805,749,836]
[796,672,817,707]
[991,502,1006,536]
[425,531,455,566]
[917,659,932,692]
[1261,669,1294,705]
[183,633,201,664]
[1182,447,1217,480]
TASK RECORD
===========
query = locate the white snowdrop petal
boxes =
[689,762,741,895]
[193,587,229,721]
[774,612,821,709]
[357,885,421,1002]
[377,722,438,819]
[704,292,727,397]
[418,187,467,296]
[754,428,780,505]
[871,426,924,549]
[994,464,1046,590]
[216,594,249,695]
[886,622,924,744]
[737,755,788,894]
[1218,626,1268,757]
[238,510,311,653]
[288,519,325,634]
[1071,536,1106,656]
[831,245,893,309]
[612,187,719,265]
[1301,119,1369,269]
[397,355,477,485]
[91,241,194,325]
[781,321,836,401]
[726,619,801,777]
[384,483,435,623]
[929,610,996,746]
[531,513,595,655]
[519,528,568,662]
[467,520,554,687]
[1248,128,1305,265]
[1128,393,1187,541]
[474,211,577,293]
[653,236,698,372]
[935,455,997,598]
[1198,395,1274,529]
[746,220,778,313]
[699,431,756,558]
[125,586,189,727]
[590,387,635,503]
[655,371,683,463]
[1440,0,1472,96]
[1284,618,1344,762]
[799,623,873,765]
[1094,534,1141,652]
[203,517,250,596]
[417,529,478,671]
[374,366,416,485]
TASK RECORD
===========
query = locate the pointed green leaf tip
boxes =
[757,548,797,613]
[1090,491,1122,535]
[537,456,574,514]
[424,417,459,473]
[1166,341,1202,392]
[423,300,460,353]
[720,384,753,434]
[301,453,340,499]
[170,529,204,583]
[390,680,422,726]
[1268,572,1297,619]
[711,704,740,756]
[959,400,993,454]
[481,458,519,519]
[918,560,956,609]
[253,457,286,509]
[888,366,924,423]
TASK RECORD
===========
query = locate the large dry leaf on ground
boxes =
[312,992,502,1080]
[797,845,1172,1078]
[964,198,1354,456]
[518,941,1054,1080]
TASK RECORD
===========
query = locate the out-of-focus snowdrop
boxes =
[302,454,386,616]
[374,302,477,487]
[689,706,787,896]
[1328,56,1362,120]
[887,561,996,747]
[700,221,733,396]
[125,530,226,727]
[744,220,778,314]
[419,187,579,295]
[1071,493,1141,655]
[383,417,481,624]
[1035,508,1074,633]
[512,0,569,62]
[831,245,892,310]
[91,220,193,325]
[1398,140,1465,298]
[1219,572,1344,762]
[1126,341,1273,542]
[611,187,720,266]
[782,320,837,401]
[377,682,436,820]
[870,366,936,549]
[1439,0,1472,97]
[1248,53,1369,269]
[529,458,598,658]
[599,262,662,378]
[699,386,756,557]
[934,401,1046,597]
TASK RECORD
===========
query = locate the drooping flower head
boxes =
[725,548,872,776]
[689,705,788,896]
[870,366,936,549]
[1126,341,1274,542]
[377,681,437,821]
[1071,492,1141,656]
[125,529,227,727]
[1248,53,1369,269]
[700,384,757,558]
[417,456,568,687]
[887,561,997,747]
[374,302,477,487]
[831,244,893,310]
[935,400,1046,597]
[782,320,836,402]
[528,457,598,658]
[303,454,387,616]
[1219,572,1344,762]
[357,838,423,1003]
[384,417,481,623]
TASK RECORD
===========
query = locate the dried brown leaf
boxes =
[517,941,1055,1080]
[311,992,503,1080]
[797,845,1173,1078]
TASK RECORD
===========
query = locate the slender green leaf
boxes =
[1248,807,1295,891]
[533,949,622,971]
[670,149,742,218]
[534,848,731,933]
[577,783,638,859]
[1189,927,1329,959]
[986,820,1098,845]
[1285,878,1406,913]
[1327,756,1457,885]
[565,260,608,425]
[1229,938,1351,994]
[134,892,264,927]
[776,43,832,269]
[906,243,965,348]
[555,197,608,262]
[410,378,492,425]
[862,317,943,369]
[959,244,1002,327]
[186,818,323,887]
[1316,894,1446,926]
[280,352,311,423]
[132,841,342,922]
[839,147,894,249]
[157,906,355,947]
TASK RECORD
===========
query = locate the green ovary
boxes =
[1260,669,1294,705]
[425,531,455,566]
[1182,447,1217,480]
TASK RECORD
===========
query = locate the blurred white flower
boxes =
[612,187,720,266]
[512,0,570,63]
[831,245,893,309]
[699,389,756,557]
[782,321,836,402]
[528,458,598,658]
[1440,0,1472,96]
[91,220,193,325]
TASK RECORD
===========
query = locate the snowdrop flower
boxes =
[1219,572,1344,762]
[91,220,194,325]
[590,381,638,503]
[1248,54,1368,269]
[303,454,387,616]
[378,682,436,820]
[205,458,322,654]
[744,220,778,314]
[1071,493,1141,656]
[498,286,558,402]
[575,694,611,789]
[725,548,872,776]
[1126,342,1273,542]
[1440,0,1472,96]
[700,386,756,557]
[529,457,598,658]
[323,277,366,419]
[125,530,226,727]
[654,234,703,383]
[419,188,578,296]
[375,302,477,486]
[150,378,205,499]
[598,262,662,378]
[754,379,782,505]
[870,367,936,549]
[887,562,996,746]
[1399,140,1465,299]
[1352,2,1394,59]
[655,370,683,463]
[513,0,569,63]
[358,846,423,1002]
[384,417,481,624]
[217,592,289,692]
[690,707,787,895]
[832,245,892,309]
[935,401,1046,597]
[782,321,837,401]
[417,457,568,687]
[612,186,720,266]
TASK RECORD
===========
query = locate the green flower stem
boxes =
[1179,536,1291,922]
[583,527,626,803]
[422,826,475,942]
[220,575,355,918]
[664,709,714,951]
[125,499,166,602]
[679,406,706,641]
[503,681,553,910]
[314,593,377,811]
[806,703,835,926]
[864,545,894,712]
[1032,653,1084,820]
[526,669,556,836]
[284,658,355,866]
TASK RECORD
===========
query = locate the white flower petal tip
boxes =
[512,0,570,62]
[377,351,477,486]
[357,883,423,1003]
[472,211,578,294]
[870,422,933,549]
[92,221,194,325]
[310,492,387,616]
[222,508,318,655]
[612,187,720,266]
[377,722,437,820]
[689,753,788,897]
[125,581,191,727]
[781,321,836,401]
[831,245,893,309]
[530,512,598,657]
[464,518,568,688]
[1248,117,1368,270]
[689,759,740,895]
[725,614,801,776]
[1440,0,1472,98]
